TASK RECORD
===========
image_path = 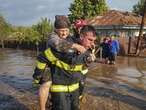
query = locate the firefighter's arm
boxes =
[71,43,86,53]
[32,52,51,84]
[64,45,96,65]
[63,50,96,65]
[53,38,86,54]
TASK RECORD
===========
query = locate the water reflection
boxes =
[0,48,146,109]
[88,56,146,90]
[0,48,36,79]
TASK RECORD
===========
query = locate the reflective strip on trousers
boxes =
[50,83,79,92]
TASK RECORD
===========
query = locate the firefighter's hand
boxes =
[32,79,40,84]
[86,53,96,62]
[72,43,86,53]
[32,79,40,87]
[32,72,41,86]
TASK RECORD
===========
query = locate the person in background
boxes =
[100,37,111,64]
[108,36,120,64]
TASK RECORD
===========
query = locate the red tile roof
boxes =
[87,10,144,26]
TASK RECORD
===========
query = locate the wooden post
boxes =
[36,42,39,56]
[135,1,146,55]
[100,47,102,61]
[1,39,4,48]
[128,36,131,54]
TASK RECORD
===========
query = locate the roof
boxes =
[87,10,144,26]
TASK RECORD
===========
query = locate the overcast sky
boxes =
[0,0,139,26]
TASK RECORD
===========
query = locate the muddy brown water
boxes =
[0,48,146,110]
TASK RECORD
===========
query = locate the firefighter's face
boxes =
[80,32,96,49]
[56,28,69,39]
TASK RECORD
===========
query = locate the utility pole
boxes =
[135,0,146,55]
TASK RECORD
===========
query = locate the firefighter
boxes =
[33,16,87,110]
[33,25,96,110]
[73,19,88,99]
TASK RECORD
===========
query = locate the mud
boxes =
[0,48,146,110]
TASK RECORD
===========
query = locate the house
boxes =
[87,10,146,55]
[87,10,146,37]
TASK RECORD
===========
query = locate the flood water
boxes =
[0,48,146,110]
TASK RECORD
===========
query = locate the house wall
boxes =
[95,26,146,55]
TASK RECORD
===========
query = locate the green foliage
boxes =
[68,0,108,23]
[0,15,11,40]
[10,31,24,44]
[68,0,89,22]
[94,0,109,15]
[24,28,41,44]
[132,0,145,16]
[32,17,53,41]
[11,26,41,45]
[0,15,53,47]
[9,17,53,45]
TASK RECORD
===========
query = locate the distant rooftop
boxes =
[87,10,144,26]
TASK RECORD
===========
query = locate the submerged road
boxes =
[0,48,146,110]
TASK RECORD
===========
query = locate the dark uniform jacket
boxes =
[33,35,90,89]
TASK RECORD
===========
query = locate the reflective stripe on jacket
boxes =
[34,47,89,85]
[36,48,88,74]
[45,48,84,72]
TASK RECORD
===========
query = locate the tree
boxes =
[132,0,145,16]
[10,26,26,46]
[68,0,108,23]
[32,17,53,41]
[24,27,41,45]
[0,15,11,48]
[10,26,41,47]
